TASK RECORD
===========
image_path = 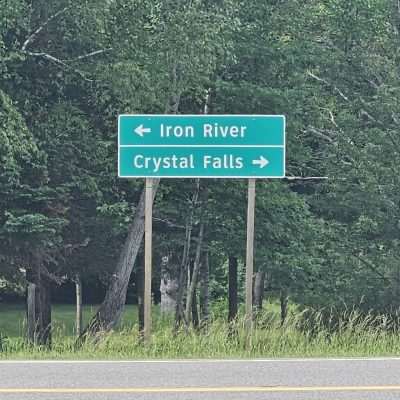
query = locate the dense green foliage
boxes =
[1,0,399,340]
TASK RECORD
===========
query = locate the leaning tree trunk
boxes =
[199,250,210,328]
[228,256,238,322]
[26,266,52,347]
[80,67,181,340]
[253,271,265,313]
[80,181,159,339]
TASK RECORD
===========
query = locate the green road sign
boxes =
[118,115,285,178]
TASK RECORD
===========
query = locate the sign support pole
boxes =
[144,178,153,343]
[245,178,256,335]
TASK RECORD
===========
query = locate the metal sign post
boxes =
[143,178,153,343]
[245,178,256,334]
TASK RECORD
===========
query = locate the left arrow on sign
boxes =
[134,124,151,137]
[252,156,269,168]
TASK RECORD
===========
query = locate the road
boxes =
[1,358,400,399]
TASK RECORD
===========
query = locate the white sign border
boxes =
[118,114,286,179]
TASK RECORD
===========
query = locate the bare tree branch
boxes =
[397,0,400,25]
[328,110,339,128]
[153,217,185,230]
[358,99,400,153]
[307,70,349,102]
[63,48,113,62]
[359,108,384,126]
[21,6,111,82]
[64,238,91,255]
[22,50,94,82]
[23,50,68,67]
[40,264,67,285]
[308,71,400,157]
[305,127,336,144]
[22,6,71,51]
[365,78,380,90]
[352,253,392,284]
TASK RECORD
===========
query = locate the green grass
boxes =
[0,302,165,357]
[0,303,143,337]
[0,303,26,338]
[1,304,400,359]
[0,301,280,338]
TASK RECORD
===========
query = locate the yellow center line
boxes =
[1,386,400,393]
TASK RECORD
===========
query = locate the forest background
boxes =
[1,0,400,356]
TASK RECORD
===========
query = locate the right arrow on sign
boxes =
[252,156,269,168]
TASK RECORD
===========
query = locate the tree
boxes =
[0,89,65,345]
[81,0,233,337]
[1,0,116,343]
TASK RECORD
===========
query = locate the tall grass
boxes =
[1,308,400,359]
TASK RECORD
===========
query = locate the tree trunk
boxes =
[174,218,192,330]
[39,277,51,346]
[253,271,265,312]
[26,282,36,344]
[228,256,238,322]
[191,280,199,329]
[80,75,182,340]
[280,288,288,326]
[174,181,201,330]
[137,263,144,335]
[26,266,51,347]
[199,250,210,328]
[160,254,178,315]
[75,274,83,337]
[184,219,204,325]
[80,180,159,339]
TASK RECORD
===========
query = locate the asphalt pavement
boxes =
[1,358,400,399]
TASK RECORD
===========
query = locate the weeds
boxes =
[1,308,400,359]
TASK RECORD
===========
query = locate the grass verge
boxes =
[1,305,400,359]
